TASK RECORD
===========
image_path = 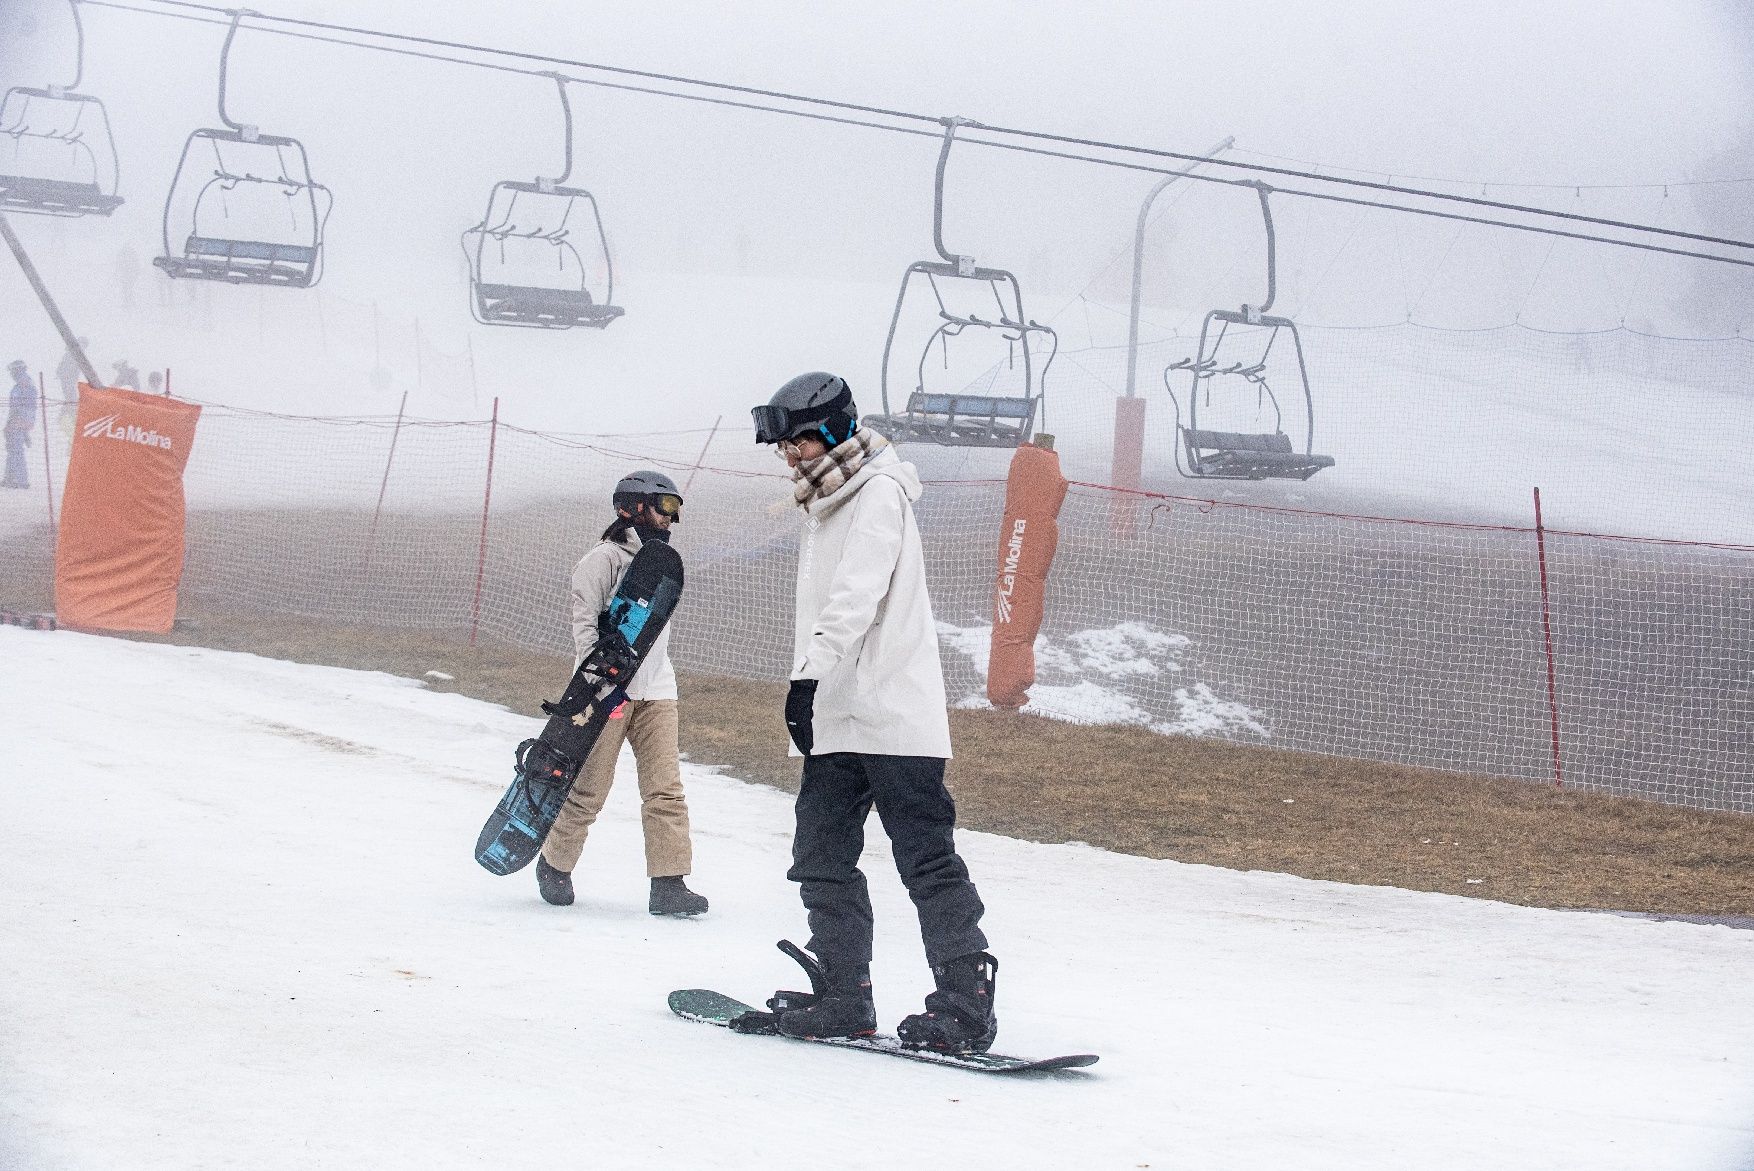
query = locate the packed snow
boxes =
[2,625,1753,1170]
[939,619,1269,739]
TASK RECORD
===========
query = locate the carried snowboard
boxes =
[474,539,684,875]
[668,989,1099,1075]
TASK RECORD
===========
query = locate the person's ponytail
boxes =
[600,512,636,543]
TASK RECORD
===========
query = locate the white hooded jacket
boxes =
[790,446,952,758]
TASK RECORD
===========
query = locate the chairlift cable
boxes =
[79,0,1754,268]
[86,0,1754,255]
[1231,145,1754,193]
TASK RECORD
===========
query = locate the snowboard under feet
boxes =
[668,989,1098,1074]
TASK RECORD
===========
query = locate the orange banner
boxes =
[987,439,1068,710]
[55,384,202,632]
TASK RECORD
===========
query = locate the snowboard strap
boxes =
[777,939,829,999]
[728,940,829,1034]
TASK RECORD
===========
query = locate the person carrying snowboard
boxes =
[743,372,998,1054]
[536,470,709,918]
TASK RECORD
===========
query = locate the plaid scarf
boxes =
[792,426,890,512]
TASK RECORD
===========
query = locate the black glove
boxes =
[784,678,818,756]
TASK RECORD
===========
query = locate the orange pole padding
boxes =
[986,438,1068,710]
[54,384,202,633]
[1109,395,1147,539]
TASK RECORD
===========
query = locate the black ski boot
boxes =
[536,856,574,906]
[898,952,998,1054]
[730,940,876,1039]
[649,875,709,917]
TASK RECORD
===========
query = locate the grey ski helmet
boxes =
[613,469,683,521]
[752,371,857,447]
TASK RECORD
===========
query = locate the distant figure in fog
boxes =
[111,359,140,391]
[4,361,38,490]
[147,370,164,396]
[115,245,140,309]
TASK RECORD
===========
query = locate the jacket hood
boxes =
[810,445,922,515]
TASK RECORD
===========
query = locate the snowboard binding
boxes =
[897,952,999,1055]
[728,940,826,1035]
[727,940,878,1039]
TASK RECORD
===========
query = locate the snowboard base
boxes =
[668,989,1098,1074]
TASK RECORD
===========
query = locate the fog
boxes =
[2,0,1751,466]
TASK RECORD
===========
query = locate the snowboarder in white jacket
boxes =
[748,371,997,1054]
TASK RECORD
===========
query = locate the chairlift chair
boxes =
[461,76,622,330]
[153,11,331,288]
[867,118,1055,448]
[155,127,330,287]
[0,3,123,217]
[462,179,621,329]
[1162,184,1334,481]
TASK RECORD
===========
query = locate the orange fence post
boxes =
[1109,395,1147,538]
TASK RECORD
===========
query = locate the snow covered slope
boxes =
[2,626,1751,1170]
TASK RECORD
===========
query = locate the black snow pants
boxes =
[786,751,988,968]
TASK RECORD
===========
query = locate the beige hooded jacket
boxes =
[790,446,951,758]
[570,529,678,702]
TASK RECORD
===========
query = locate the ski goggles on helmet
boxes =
[751,383,854,445]
[652,492,683,517]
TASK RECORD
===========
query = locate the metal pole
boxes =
[469,396,500,647]
[1123,137,1233,401]
[363,390,408,573]
[682,415,723,495]
[37,371,56,532]
[0,212,101,385]
[1112,138,1232,532]
[1533,487,1565,788]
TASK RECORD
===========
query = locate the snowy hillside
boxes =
[2,626,1752,1170]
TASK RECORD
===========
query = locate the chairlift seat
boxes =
[154,235,319,287]
[1182,428,1335,481]
[474,282,624,330]
[871,391,1037,448]
[0,174,122,216]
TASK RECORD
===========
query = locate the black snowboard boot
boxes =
[898,952,998,1054]
[536,856,574,906]
[776,954,876,1041]
[649,875,709,917]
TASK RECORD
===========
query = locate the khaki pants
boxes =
[540,698,694,878]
